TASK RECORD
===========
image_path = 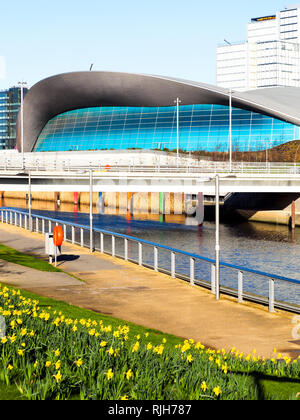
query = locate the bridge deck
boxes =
[0,222,299,359]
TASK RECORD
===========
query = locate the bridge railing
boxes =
[1,207,300,314]
[0,157,300,175]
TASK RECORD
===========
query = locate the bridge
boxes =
[1,170,300,195]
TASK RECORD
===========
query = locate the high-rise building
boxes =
[216,5,300,91]
[0,86,28,150]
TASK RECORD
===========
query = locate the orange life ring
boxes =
[53,225,64,247]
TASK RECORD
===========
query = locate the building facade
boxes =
[0,86,28,150]
[16,72,300,156]
[217,5,300,90]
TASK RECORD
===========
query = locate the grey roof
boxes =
[16,71,300,152]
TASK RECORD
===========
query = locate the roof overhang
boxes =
[16,71,300,152]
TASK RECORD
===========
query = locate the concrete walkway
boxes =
[0,222,299,359]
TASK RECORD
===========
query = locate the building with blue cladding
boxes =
[17,72,300,154]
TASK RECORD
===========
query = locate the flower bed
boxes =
[0,284,299,400]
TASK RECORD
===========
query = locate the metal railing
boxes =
[1,207,300,314]
[1,157,300,175]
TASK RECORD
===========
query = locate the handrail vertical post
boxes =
[190,257,195,286]
[72,226,75,244]
[269,279,275,313]
[154,246,158,272]
[100,232,104,253]
[124,238,128,261]
[138,242,142,266]
[211,263,216,295]
[112,235,115,257]
[42,218,45,234]
[171,251,176,278]
[238,271,243,303]
[80,228,83,247]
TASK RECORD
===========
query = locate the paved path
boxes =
[0,222,299,359]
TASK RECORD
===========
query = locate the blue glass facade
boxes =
[34,104,300,153]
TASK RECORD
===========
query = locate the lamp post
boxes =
[229,89,232,173]
[214,174,220,300]
[197,174,220,300]
[174,98,181,166]
[89,169,93,252]
[18,81,27,170]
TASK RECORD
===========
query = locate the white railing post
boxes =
[80,228,83,247]
[112,235,115,257]
[138,242,142,266]
[238,271,243,303]
[211,264,216,295]
[42,219,45,234]
[154,246,158,272]
[269,279,275,313]
[124,238,128,261]
[72,226,75,244]
[63,224,66,241]
[171,251,175,278]
[100,232,104,253]
[190,257,195,286]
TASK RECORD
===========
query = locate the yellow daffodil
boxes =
[54,370,62,383]
[105,369,114,380]
[213,386,222,397]
[126,369,133,380]
[201,381,208,392]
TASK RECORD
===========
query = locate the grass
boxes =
[0,243,61,272]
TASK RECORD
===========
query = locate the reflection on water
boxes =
[1,198,300,306]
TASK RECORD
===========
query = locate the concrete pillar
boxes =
[98,192,104,214]
[196,192,204,226]
[291,200,296,230]
[159,192,165,214]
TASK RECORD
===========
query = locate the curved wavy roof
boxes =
[16,71,300,152]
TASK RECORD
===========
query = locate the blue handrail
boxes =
[3,207,300,287]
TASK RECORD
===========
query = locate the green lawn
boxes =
[0,243,61,272]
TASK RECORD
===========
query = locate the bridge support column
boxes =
[291,200,296,230]
[159,192,165,214]
[98,192,104,213]
[196,192,204,226]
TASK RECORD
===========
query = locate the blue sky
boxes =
[0,0,292,89]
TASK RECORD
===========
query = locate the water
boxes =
[2,201,300,307]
